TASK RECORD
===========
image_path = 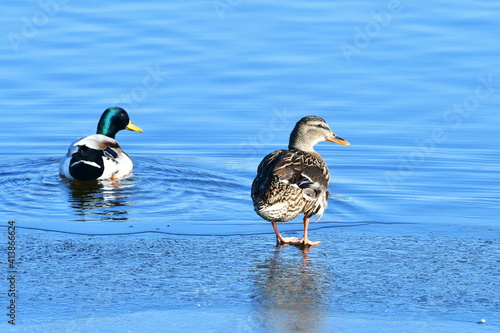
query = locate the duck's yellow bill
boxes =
[126,121,143,133]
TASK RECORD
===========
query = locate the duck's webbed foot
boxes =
[277,237,300,245]
[289,217,321,247]
[290,238,321,247]
[272,222,299,245]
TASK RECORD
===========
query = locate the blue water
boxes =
[1,0,499,331]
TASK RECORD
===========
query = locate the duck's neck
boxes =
[288,129,317,152]
[289,142,315,152]
[96,119,118,139]
[288,137,317,152]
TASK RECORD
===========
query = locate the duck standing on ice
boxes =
[251,116,350,246]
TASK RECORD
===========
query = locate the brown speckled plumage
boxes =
[251,116,350,246]
[251,148,330,222]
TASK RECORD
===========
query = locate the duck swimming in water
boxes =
[60,107,143,181]
[251,116,350,246]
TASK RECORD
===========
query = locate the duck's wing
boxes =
[61,134,122,180]
[252,149,330,199]
[274,150,331,221]
[272,150,330,202]
[251,149,287,197]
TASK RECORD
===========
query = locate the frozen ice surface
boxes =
[2,224,498,332]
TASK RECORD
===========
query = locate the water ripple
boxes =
[0,154,373,236]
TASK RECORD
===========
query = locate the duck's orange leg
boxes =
[290,217,321,247]
[272,221,299,245]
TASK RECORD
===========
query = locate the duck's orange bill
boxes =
[325,136,350,146]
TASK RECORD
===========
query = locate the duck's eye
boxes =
[316,124,327,129]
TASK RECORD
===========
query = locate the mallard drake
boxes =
[59,107,143,181]
[251,116,350,246]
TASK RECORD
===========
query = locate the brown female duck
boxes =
[251,116,350,246]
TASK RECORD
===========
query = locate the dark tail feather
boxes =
[69,146,104,181]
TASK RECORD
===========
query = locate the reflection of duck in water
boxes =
[252,116,350,246]
[63,179,133,221]
[60,107,143,181]
[253,247,329,332]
